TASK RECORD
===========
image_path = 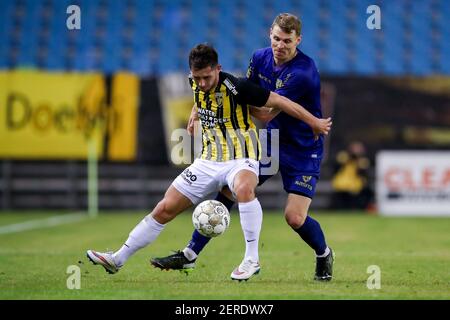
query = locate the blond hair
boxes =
[272,13,302,36]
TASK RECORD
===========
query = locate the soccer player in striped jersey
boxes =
[87,44,331,280]
[152,14,335,281]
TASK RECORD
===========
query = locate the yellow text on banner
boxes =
[0,70,106,159]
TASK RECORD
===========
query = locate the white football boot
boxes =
[86,250,120,274]
[230,258,261,281]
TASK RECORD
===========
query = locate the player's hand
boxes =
[187,116,196,136]
[312,117,332,140]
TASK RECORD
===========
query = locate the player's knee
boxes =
[284,210,307,229]
[234,182,255,202]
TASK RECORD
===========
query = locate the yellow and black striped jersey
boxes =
[189,71,270,162]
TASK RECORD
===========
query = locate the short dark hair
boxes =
[272,13,302,36]
[188,44,218,70]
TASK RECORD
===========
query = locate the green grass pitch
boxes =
[0,211,449,299]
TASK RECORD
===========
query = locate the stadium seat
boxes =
[1,0,448,76]
[441,39,450,74]
[382,42,405,75]
[0,1,14,43]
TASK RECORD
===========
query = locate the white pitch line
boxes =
[0,212,89,235]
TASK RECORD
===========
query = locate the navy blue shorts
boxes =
[258,158,321,199]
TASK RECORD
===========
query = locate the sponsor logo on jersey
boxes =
[258,73,271,84]
[224,78,238,95]
[197,108,229,128]
[294,176,313,191]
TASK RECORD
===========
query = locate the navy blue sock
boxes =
[187,229,211,256]
[293,216,327,255]
[187,192,235,255]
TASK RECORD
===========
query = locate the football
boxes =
[192,200,230,237]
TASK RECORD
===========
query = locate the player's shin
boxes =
[113,215,165,267]
[238,198,263,262]
[293,215,328,256]
[183,229,210,261]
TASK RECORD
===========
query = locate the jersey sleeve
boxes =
[235,77,270,107]
[246,53,259,84]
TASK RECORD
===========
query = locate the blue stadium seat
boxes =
[325,1,349,74]
[298,1,322,61]
[410,38,432,75]
[376,1,405,75]
[45,47,64,71]
[133,0,154,52]
[127,48,152,76]
[44,24,67,71]
[188,13,208,47]
[102,44,122,74]
[158,45,177,74]
[436,1,450,74]
[299,18,319,59]
[216,0,234,38]
[441,60,450,75]
[274,0,293,13]
[1,0,447,76]
[0,1,14,41]
[347,0,379,73]
[353,40,377,74]
[409,11,429,34]
[328,0,347,16]
[0,1,15,68]
[135,0,155,12]
[300,0,321,25]
[382,38,405,75]
[242,2,265,53]
[441,38,450,74]
[0,53,6,69]
[12,0,44,68]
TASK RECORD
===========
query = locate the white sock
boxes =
[238,198,263,262]
[182,247,197,261]
[316,246,330,258]
[113,215,165,267]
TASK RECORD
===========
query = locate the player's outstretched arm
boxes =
[249,106,281,123]
[265,92,332,136]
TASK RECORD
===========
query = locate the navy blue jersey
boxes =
[247,47,324,173]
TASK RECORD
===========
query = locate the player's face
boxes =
[191,64,221,92]
[270,25,301,64]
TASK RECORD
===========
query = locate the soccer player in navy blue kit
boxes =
[151,13,334,281]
